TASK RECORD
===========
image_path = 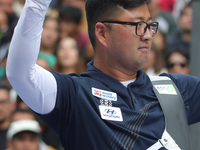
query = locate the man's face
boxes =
[0,88,10,125]
[9,131,39,150]
[0,0,13,15]
[105,4,153,73]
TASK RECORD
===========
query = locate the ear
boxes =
[95,22,109,48]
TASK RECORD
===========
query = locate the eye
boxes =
[138,22,143,27]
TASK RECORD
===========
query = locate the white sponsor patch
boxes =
[154,84,177,95]
[92,88,117,101]
[99,106,123,122]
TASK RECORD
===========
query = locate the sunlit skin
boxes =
[94,4,153,81]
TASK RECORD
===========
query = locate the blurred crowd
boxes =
[0,0,193,150]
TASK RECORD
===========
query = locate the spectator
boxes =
[13,0,25,17]
[152,28,167,52]
[0,48,11,85]
[167,1,192,51]
[9,109,61,150]
[166,48,190,74]
[53,37,86,74]
[0,49,6,79]
[147,0,178,40]
[158,0,175,13]
[62,0,88,33]
[6,120,40,150]
[0,0,18,45]
[15,96,29,110]
[56,0,88,36]
[0,10,8,46]
[0,11,9,84]
[143,28,167,76]
[0,83,13,150]
[59,0,86,9]
[39,17,59,69]
[41,17,59,55]
[59,6,93,62]
[172,0,191,20]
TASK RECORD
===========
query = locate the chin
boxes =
[138,61,147,71]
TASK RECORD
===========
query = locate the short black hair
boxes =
[59,6,82,24]
[85,0,150,48]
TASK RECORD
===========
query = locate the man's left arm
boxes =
[161,73,200,125]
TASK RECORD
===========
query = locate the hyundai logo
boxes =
[105,109,117,115]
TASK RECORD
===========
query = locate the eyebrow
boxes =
[133,16,152,22]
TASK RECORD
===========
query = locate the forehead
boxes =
[169,52,187,61]
[118,4,151,22]
[0,88,9,99]
[12,112,35,121]
[13,131,39,140]
[0,0,13,4]
[44,19,58,26]
[182,6,192,15]
[60,38,77,47]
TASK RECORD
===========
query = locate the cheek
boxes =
[12,140,23,150]
[168,68,174,73]
[58,49,79,65]
[60,23,67,31]
[71,50,78,58]
[53,30,59,39]
[111,30,139,51]
[58,51,65,61]
[49,30,59,43]
[31,141,39,150]
[57,49,65,59]
[183,66,190,74]
[69,51,79,63]
[41,30,47,38]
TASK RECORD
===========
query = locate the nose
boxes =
[141,27,152,41]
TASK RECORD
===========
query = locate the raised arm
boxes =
[6,0,57,114]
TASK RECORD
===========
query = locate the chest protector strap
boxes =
[149,76,192,150]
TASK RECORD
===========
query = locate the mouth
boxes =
[138,46,149,53]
